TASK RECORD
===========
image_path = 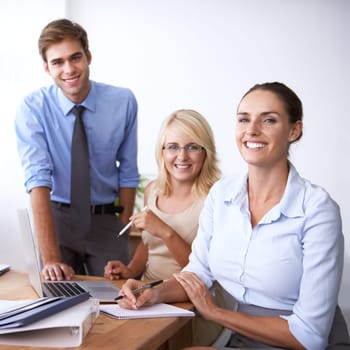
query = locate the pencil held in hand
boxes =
[116,206,148,237]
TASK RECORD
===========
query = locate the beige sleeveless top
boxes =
[141,184,205,280]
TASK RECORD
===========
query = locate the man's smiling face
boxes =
[44,37,91,104]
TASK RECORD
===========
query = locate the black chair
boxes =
[327,305,350,349]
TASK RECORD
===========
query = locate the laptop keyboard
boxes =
[43,281,88,297]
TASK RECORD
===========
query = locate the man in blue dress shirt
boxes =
[15,19,139,281]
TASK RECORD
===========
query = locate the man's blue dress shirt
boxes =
[15,81,139,204]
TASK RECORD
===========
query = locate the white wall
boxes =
[0,0,66,266]
[1,0,349,326]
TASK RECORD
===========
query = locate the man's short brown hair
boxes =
[38,18,89,62]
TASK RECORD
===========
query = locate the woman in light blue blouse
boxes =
[118,82,348,349]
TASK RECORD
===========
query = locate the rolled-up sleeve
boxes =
[117,90,139,188]
[15,97,53,192]
[283,187,344,349]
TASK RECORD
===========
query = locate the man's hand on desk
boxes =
[41,262,74,281]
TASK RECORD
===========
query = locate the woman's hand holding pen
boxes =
[118,207,173,241]
[131,209,171,240]
[117,279,161,310]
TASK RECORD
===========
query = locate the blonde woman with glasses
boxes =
[104,109,220,281]
[105,109,222,346]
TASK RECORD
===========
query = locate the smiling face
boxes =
[162,126,206,186]
[44,37,91,104]
[236,89,302,169]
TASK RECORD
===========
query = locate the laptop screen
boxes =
[17,208,45,297]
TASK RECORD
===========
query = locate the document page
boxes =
[100,303,194,319]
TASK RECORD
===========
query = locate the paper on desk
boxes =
[101,302,194,319]
[0,299,38,314]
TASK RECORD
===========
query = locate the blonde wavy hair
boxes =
[154,109,221,197]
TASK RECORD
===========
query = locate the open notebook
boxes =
[100,302,194,320]
[17,208,120,303]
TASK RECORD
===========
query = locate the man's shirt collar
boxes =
[56,81,97,116]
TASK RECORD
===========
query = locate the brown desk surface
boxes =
[0,270,193,350]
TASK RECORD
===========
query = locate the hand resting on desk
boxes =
[42,262,74,281]
[104,261,133,280]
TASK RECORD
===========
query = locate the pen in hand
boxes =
[114,279,163,301]
[116,206,148,237]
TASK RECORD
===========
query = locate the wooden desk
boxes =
[0,270,193,350]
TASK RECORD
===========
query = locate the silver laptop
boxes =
[17,208,120,303]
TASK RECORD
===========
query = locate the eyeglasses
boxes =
[162,143,204,154]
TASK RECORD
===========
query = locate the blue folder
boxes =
[0,292,89,329]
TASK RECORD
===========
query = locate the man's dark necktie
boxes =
[71,105,91,233]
